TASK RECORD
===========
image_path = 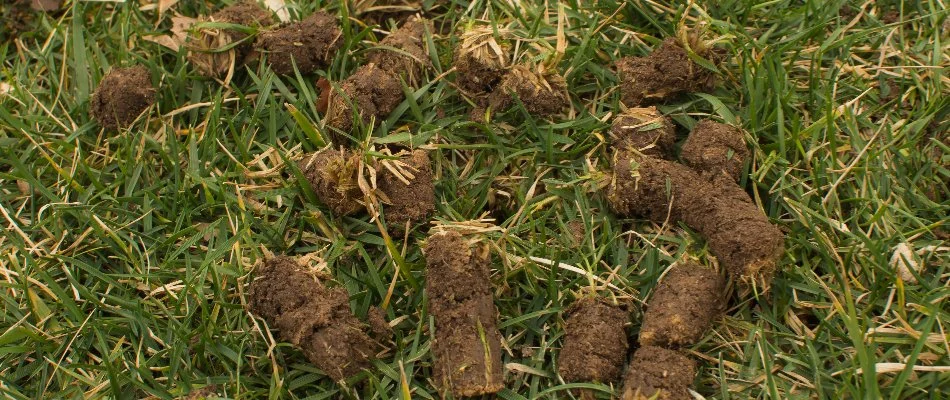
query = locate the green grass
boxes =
[1,0,948,398]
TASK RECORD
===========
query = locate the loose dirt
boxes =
[680,120,749,182]
[366,17,430,85]
[424,231,504,397]
[324,64,404,141]
[489,66,569,117]
[557,297,629,384]
[247,256,381,381]
[187,1,274,78]
[377,149,435,232]
[454,28,509,95]
[639,263,726,348]
[89,66,156,130]
[621,346,696,400]
[610,107,677,158]
[615,38,720,107]
[298,148,365,216]
[255,11,341,75]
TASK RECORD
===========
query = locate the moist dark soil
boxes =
[639,263,726,348]
[298,149,365,216]
[187,1,274,78]
[621,346,696,400]
[247,256,382,381]
[607,151,785,283]
[324,64,404,141]
[366,17,430,85]
[488,66,569,117]
[377,149,435,232]
[424,231,504,397]
[454,48,508,95]
[255,11,342,75]
[615,38,721,107]
[680,120,749,182]
[89,66,156,130]
[557,297,629,384]
[610,107,677,158]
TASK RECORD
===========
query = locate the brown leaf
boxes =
[142,15,196,52]
[30,0,61,12]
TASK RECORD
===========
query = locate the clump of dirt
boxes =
[30,0,61,12]
[424,231,504,397]
[366,17,431,85]
[489,65,569,117]
[615,37,722,106]
[557,297,629,384]
[353,0,421,26]
[639,263,726,348]
[324,64,403,140]
[620,346,696,400]
[247,256,382,381]
[607,151,785,284]
[187,1,274,78]
[377,149,435,232]
[89,66,156,130]
[610,107,677,158]
[298,148,365,216]
[255,11,342,75]
[454,27,510,95]
[366,307,392,338]
[680,120,749,182]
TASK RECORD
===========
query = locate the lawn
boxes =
[0,0,948,399]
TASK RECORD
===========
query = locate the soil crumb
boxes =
[255,11,342,75]
[299,148,365,216]
[620,346,696,400]
[187,1,274,78]
[454,28,509,95]
[354,0,421,26]
[639,263,726,348]
[557,297,629,384]
[610,107,677,158]
[324,64,403,140]
[366,17,431,85]
[366,307,392,338]
[615,37,721,106]
[607,151,785,284]
[424,231,504,397]
[377,149,435,232]
[680,120,748,182]
[489,65,569,117]
[89,66,156,130]
[247,256,381,381]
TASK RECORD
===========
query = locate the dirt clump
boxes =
[424,231,504,397]
[489,65,569,117]
[615,37,721,107]
[366,17,431,85]
[610,107,677,158]
[324,64,403,141]
[639,263,726,348]
[557,297,629,384]
[366,307,392,338]
[247,256,382,381]
[187,1,274,78]
[454,27,510,95]
[255,11,342,75]
[299,148,365,216]
[620,346,696,400]
[353,0,420,26]
[89,66,156,130]
[607,151,784,284]
[680,120,749,182]
[377,149,435,232]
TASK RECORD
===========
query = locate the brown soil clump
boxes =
[247,256,381,381]
[324,64,403,140]
[489,65,569,117]
[615,38,720,107]
[89,66,156,130]
[607,151,784,284]
[639,263,726,348]
[680,120,749,182]
[454,28,509,95]
[610,107,677,158]
[377,149,435,232]
[621,346,696,400]
[30,0,61,12]
[255,12,342,75]
[187,1,274,78]
[424,231,504,397]
[299,149,365,216]
[353,0,420,26]
[557,297,629,384]
[366,17,431,85]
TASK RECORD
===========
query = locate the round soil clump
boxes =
[489,65,569,117]
[256,11,342,75]
[366,17,431,85]
[324,64,404,141]
[615,37,721,107]
[620,346,696,400]
[680,120,749,182]
[89,66,156,130]
[639,262,726,348]
[454,28,509,95]
[377,149,435,232]
[557,297,629,384]
[299,148,365,216]
[610,107,677,158]
[187,1,274,78]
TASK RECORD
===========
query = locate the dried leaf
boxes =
[30,0,61,12]
[0,81,11,96]
[143,15,196,52]
[264,0,290,22]
[890,243,921,283]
